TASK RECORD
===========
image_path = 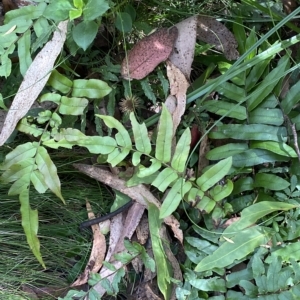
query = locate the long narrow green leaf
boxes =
[72,79,112,98]
[160,179,192,219]
[152,168,178,192]
[19,189,45,268]
[171,128,191,172]
[155,105,173,163]
[206,143,248,160]
[281,81,300,114]
[223,201,296,235]
[148,203,172,300]
[196,157,232,192]
[195,227,268,272]
[253,173,290,191]
[35,146,64,203]
[249,108,284,126]
[18,30,32,76]
[130,112,151,154]
[250,141,297,158]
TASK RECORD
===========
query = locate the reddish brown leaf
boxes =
[121,27,178,80]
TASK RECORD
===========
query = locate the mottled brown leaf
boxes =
[121,27,178,80]
[197,16,239,61]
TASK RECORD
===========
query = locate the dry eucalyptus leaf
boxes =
[72,200,106,287]
[197,16,239,61]
[121,27,178,80]
[169,15,197,79]
[0,20,68,146]
[166,61,190,135]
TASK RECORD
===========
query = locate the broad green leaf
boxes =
[72,20,98,51]
[206,143,248,160]
[196,157,232,192]
[30,170,48,193]
[250,141,297,157]
[204,100,247,120]
[83,0,110,21]
[130,113,151,154]
[1,142,37,170]
[232,149,289,167]
[148,203,172,300]
[196,196,215,214]
[155,105,173,163]
[195,227,268,272]
[72,79,112,98]
[249,108,284,126]
[36,146,64,203]
[232,177,254,195]
[19,190,45,268]
[39,92,62,103]
[48,70,72,94]
[1,158,35,183]
[59,96,88,115]
[247,55,289,111]
[281,81,300,114]
[43,0,73,22]
[107,148,130,167]
[210,180,233,202]
[190,277,226,292]
[18,30,32,76]
[216,82,246,102]
[152,168,178,192]
[124,4,136,21]
[209,124,287,142]
[265,243,300,263]
[223,201,296,235]
[8,173,31,195]
[253,173,290,191]
[160,179,192,219]
[78,136,116,154]
[100,115,132,149]
[115,12,132,33]
[171,128,191,172]
[138,159,161,177]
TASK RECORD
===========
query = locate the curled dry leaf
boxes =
[121,27,178,80]
[0,21,68,146]
[72,200,106,287]
[166,61,190,135]
[169,15,197,79]
[197,16,239,61]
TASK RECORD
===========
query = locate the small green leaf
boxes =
[152,168,178,192]
[130,113,151,154]
[72,20,98,51]
[72,79,111,98]
[39,92,62,104]
[206,143,248,160]
[36,146,64,203]
[78,136,116,154]
[20,190,45,267]
[48,70,72,94]
[210,180,233,202]
[232,177,254,195]
[155,105,173,163]
[160,179,192,219]
[59,96,88,115]
[138,159,161,177]
[124,4,136,21]
[43,0,73,22]
[171,128,191,172]
[266,243,300,263]
[148,203,172,300]
[18,30,32,76]
[30,170,48,193]
[83,0,110,21]
[115,12,132,33]
[190,277,226,292]
[8,173,31,195]
[107,148,130,167]
[250,141,297,157]
[281,81,300,114]
[196,196,215,214]
[140,78,156,102]
[216,82,246,102]
[253,173,290,191]
[196,157,232,192]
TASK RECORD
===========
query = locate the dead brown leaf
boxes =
[72,200,106,287]
[121,27,178,80]
[0,20,68,146]
[197,16,239,61]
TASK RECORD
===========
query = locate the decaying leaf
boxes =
[169,16,197,79]
[166,61,190,135]
[73,164,183,243]
[72,200,106,287]
[121,27,178,80]
[0,21,68,146]
[197,16,239,61]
